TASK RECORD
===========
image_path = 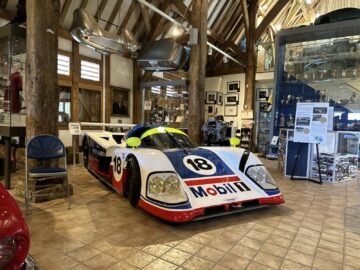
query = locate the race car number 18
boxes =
[113,156,121,174]
[183,155,216,175]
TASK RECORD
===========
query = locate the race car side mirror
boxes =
[126,137,141,148]
[230,137,240,147]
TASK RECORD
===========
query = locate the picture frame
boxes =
[224,105,237,116]
[225,93,239,105]
[111,86,130,117]
[216,92,224,105]
[257,88,269,101]
[227,81,240,92]
[207,105,214,115]
[205,91,217,104]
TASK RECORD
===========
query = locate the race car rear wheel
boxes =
[83,138,89,169]
[128,157,141,207]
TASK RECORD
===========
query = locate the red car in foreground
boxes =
[0,183,30,270]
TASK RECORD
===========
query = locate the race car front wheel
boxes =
[128,157,141,207]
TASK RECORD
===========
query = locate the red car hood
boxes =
[0,183,30,269]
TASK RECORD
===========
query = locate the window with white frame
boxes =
[57,54,70,76]
[80,60,100,81]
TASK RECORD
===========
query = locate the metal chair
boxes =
[25,134,70,214]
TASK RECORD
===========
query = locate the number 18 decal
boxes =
[183,155,216,175]
[113,155,123,182]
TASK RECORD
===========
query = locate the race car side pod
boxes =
[239,150,250,172]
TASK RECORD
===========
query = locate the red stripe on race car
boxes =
[185,175,240,186]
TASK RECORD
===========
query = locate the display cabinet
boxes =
[270,19,360,142]
[0,24,26,127]
[240,127,252,150]
[310,131,359,182]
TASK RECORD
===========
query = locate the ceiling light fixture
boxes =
[223,56,228,63]
[315,13,320,18]
[208,46,212,55]
[305,0,312,4]
[275,24,282,31]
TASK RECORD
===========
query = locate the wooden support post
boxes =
[104,55,111,122]
[188,0,207,145]
[132,62,142,124]
[26,0,60,139]
[71,42,80,123]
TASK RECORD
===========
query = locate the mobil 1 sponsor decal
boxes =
[186,177,251,198]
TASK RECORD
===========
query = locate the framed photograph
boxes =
[224,105,237,116]
[227,81,240,92]
[205,91,216,104]
[257,88,269,101]
[216,92,224,105]
[111,86,130,116]
[225,93,239,105]
[207,105,214,115]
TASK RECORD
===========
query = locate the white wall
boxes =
[110,54,134,124]
[205,72,274,128]
[58,37,72,52]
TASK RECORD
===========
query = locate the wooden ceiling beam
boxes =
[240,0,249,35]
[96,0,108,19]
[217,1,240,36]
[80,0,89,9]
[139,2,151,35]
[211,1,231,33]
[255,0,290,41]
[105,0,123,31]
[118,0,136,34]
[147,3,172,41]
[170,1,191,22]
[60,0,72,26]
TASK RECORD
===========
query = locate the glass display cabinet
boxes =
[0,24,26,128]
[310,131,359,182]
[270,18,360,143]
[255,87,272,156]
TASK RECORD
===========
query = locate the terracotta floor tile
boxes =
[83,252,119,269]
[124,250,156,268]
[67,246,101,262]
[229,244,257,260]
[285,250,314,267]
[280,260,311,270]
[217,253,250,270]
[294,234,319,247]
[313,257,343,270]
[208,237,236,252]
[105,246,138,260]
[143,258,177,270]
[253,251,283,269]
[267,235,293,248]
[238,236,264,250]
[107,261,139,270]
[181,256,214,269]
[261,242,288,258]
[175,240,203,255]
[344,255,360,269]
[161,248,192,266]
[290,241,317,256]
[196,246,225,262]
[246,262,275,270]
[316,247,343,264]
[318,239,343,253]
[246,230,270,241]
[142,244,172,257]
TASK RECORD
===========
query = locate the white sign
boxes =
[293,103,329,144]
[144,100,152,110]
[68,122,81,135]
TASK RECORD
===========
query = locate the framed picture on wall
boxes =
[216,92,224,105]
[227,81,240,92]
[111,86,130,117]
[207,105,214,115]
[225,93,239,105]
[205,91,217,104]
[224,105,237,116]
[257,88,269,101]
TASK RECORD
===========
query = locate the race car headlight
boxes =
[0,237,16,269]
[147,173,187,204]
[246,165,278,190]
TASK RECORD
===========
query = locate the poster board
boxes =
[293,103,329,144]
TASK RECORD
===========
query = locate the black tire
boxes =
[83,138,89,169]
[128,157,141,207]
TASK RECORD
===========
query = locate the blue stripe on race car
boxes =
[163,148,234,179]
[265,190,281,196]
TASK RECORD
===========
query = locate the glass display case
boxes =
[270,19,360,141]
[143,85,189,128]
[0,24,26,127]
[310,131,359,182]
[255,86,272,156]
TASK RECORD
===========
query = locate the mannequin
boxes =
[4,62,23,113]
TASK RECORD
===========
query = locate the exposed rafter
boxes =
[240,0,249,34]
[256,0,290,41]
[96,0,108,19]
[59,0,72,26]
[117,0,136,34]
[139,2,151,35]
[80,0,89,9]
[105,0,123,31]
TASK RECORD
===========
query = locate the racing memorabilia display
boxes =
[82,125,284,223]
[293,102,329,144]
[202,117,232,145]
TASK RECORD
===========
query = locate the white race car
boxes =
[82,124,284,223]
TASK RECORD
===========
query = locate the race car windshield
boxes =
[142,132,195,150]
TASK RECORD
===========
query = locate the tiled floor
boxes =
[8,159,360,269]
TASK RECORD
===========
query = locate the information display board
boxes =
[293,103,329,144]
